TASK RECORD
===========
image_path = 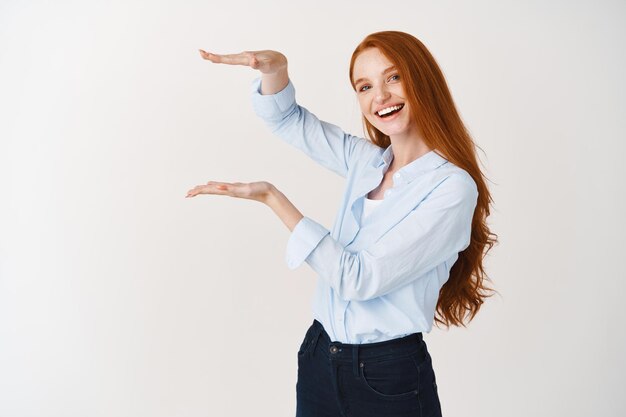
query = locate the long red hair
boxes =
[349,31,498,328]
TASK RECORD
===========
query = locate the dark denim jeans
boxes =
[296,320,442,417]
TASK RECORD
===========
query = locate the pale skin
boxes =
[186,48,432,230]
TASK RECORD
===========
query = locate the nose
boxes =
[373,84,391,104]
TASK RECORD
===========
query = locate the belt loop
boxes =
[352,345,359,377]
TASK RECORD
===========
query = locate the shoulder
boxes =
[431,163,479,203]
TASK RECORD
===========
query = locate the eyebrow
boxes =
[354,65,397,86]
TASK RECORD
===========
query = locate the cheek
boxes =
[392,83,408,98]
[358,97,377,124]
[363,112,378,127]
[357,97,368,114]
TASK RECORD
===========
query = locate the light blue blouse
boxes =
[251,78,478,343]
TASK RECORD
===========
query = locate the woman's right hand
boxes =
[199,49,289,94]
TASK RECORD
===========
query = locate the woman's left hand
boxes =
[185,180,274,204]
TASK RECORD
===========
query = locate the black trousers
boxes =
[296,320,442,417]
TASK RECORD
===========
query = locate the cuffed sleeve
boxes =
[250,77,296,120]
[285,216,330,270]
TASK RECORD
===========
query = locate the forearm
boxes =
[264,185,304,232]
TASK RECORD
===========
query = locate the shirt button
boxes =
[394,172,400,179]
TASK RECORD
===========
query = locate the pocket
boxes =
[359,353,420,399]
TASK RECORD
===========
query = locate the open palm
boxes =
[198,49,287,74]
[186,180,274,203]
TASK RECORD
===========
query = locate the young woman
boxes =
[187,31,496,417]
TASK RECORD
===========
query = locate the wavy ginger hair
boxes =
[349,31,498,328]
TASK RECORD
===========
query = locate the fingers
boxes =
[185,181,230,198]
[185,181,264,202]
[198,49,253,67]
[185,181,241,198]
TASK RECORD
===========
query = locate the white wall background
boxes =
[1,0,624,416]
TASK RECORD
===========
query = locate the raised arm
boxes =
[199,49,379,178]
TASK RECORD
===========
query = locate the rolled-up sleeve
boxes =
[288,174,478,301]
[285,217,330,270]
[250,77,297,121]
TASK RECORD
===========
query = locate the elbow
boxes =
[321,248,384,301]
[335,262,382,302]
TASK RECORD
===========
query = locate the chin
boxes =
[366,115,412,138]
[372,124,410,138]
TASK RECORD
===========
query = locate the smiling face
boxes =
[352,47,418,140]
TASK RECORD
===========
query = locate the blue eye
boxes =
[359,85,371,92]
[389,74,400,82]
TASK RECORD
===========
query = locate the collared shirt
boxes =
[251,78,478,344]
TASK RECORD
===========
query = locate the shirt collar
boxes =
[374,145,448,184]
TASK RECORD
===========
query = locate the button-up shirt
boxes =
[251,78,478,343]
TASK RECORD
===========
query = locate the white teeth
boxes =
[377,104,403,116]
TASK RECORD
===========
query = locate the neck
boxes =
[388,128,432,172]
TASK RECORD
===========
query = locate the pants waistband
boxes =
[309,319,425,363]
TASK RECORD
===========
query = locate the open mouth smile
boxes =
[376,104,405,120]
